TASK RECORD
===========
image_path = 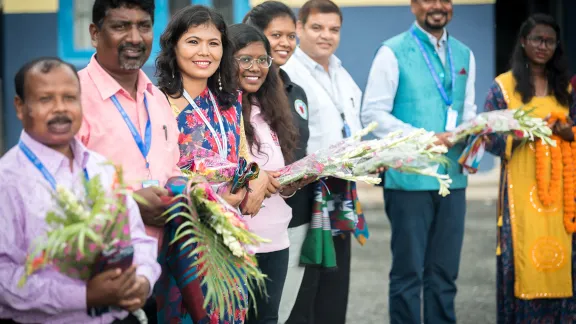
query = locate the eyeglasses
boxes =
[235,55,273,70]
[526,36,559,49]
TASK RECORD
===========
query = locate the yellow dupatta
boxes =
[497,71,573,299]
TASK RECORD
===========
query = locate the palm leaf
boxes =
[163,187,268,319]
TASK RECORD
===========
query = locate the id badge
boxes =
[142,180,160,188]
[445,107,458,131]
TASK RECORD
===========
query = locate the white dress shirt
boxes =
[282,47,362,153]
[361,23,477,139]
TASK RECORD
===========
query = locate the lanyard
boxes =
[19,141,89,190]
[183,89,228,159]
[111,94,152,168]
[410,26,455,107]
[298,54,351,138]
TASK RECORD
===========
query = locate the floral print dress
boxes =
[156,87,248,324]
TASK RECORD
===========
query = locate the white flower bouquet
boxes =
[449,109,554,145]
[276,123,383,186]
[353,129,453,196]
[162,175,268,316]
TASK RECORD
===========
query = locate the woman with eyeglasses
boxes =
[484,14,576,323]
[242,3,317,323]
[154,5,279,323]
[227,23,311,324]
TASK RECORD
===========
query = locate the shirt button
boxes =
[440,73,445,78]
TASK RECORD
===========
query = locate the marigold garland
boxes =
[534,112,576,233]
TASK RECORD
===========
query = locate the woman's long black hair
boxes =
[228,24,298,163]
[511,13,571,106]
[156,5,237,109]
[242,1,296,30]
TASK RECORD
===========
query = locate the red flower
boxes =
[513,130,525,138]
[178,133,193,145]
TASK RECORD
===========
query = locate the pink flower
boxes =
[514,130,524,138]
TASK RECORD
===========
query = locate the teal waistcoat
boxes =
[384,26,471,191]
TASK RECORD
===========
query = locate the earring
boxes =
[218,73,223,91]
[172,71,175,79]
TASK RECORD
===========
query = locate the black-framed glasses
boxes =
[527,36,559,49]
[235,55,273,69]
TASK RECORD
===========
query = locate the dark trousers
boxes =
[246,248,290,324]
[286,232,351,324]
[384,189,466,324]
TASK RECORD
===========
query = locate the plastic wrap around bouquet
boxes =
[276,123,384,186]
[448,109,554,173]
[18,165,137,317]
[352,129,453,196]
[156,176,269,322]
[178,143,259,193]
[276,123,452,196]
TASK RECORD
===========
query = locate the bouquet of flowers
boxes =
[178,144,259,193]
[18,165,143,319]
[160,176,269,319]
[276,123,383,186]
[448,109,555,173]
[449,108,554,145]
[352,129,453,196]
[276,123,452,195]
[19,166,132,285]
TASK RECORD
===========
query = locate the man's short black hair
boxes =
[92,0,155,27]
[14,57,78,101]
[298,0,342,25]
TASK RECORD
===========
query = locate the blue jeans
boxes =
[246,248,290,324]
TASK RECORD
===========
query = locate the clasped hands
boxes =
[545,114,574,142]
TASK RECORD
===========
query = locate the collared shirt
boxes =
[282,47,362,153]
[78,55,181,240]
[278,69,314,228]
[0,132,161,324]
[361,22,477,139]
[245,103,292,253]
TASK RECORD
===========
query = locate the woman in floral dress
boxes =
[154,5,277,323]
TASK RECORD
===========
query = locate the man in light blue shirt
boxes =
[361,1,477,323]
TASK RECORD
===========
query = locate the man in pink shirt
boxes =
[77,1,179,321]
[77,0,180,241]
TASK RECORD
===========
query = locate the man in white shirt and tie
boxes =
[281,1,362,323]
[361,0,477,323]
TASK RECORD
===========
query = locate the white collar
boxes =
[414,21,447,47]
[294,47,342,73]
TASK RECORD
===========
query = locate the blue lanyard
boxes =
[111,94,152,168]
[19,141,89,190]
[410,26,455,107]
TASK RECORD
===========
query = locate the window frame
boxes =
[58,0,169,66]
[57,0,251,66]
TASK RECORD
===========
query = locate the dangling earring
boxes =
[218,73,223,91]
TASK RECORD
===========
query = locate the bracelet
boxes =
[279,190,297,199]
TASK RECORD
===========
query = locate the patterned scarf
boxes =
[300,178,369,268]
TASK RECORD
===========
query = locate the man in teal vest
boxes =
[361,0,477,323]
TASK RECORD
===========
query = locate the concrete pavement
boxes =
[347,168,500,323]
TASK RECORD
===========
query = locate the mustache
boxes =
[118,43,146,53]
[48,115,72,125]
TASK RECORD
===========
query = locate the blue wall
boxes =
[324,4,496,171]
[2,13,58,150]
[335,5,495,110]
[2,4,496,172]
